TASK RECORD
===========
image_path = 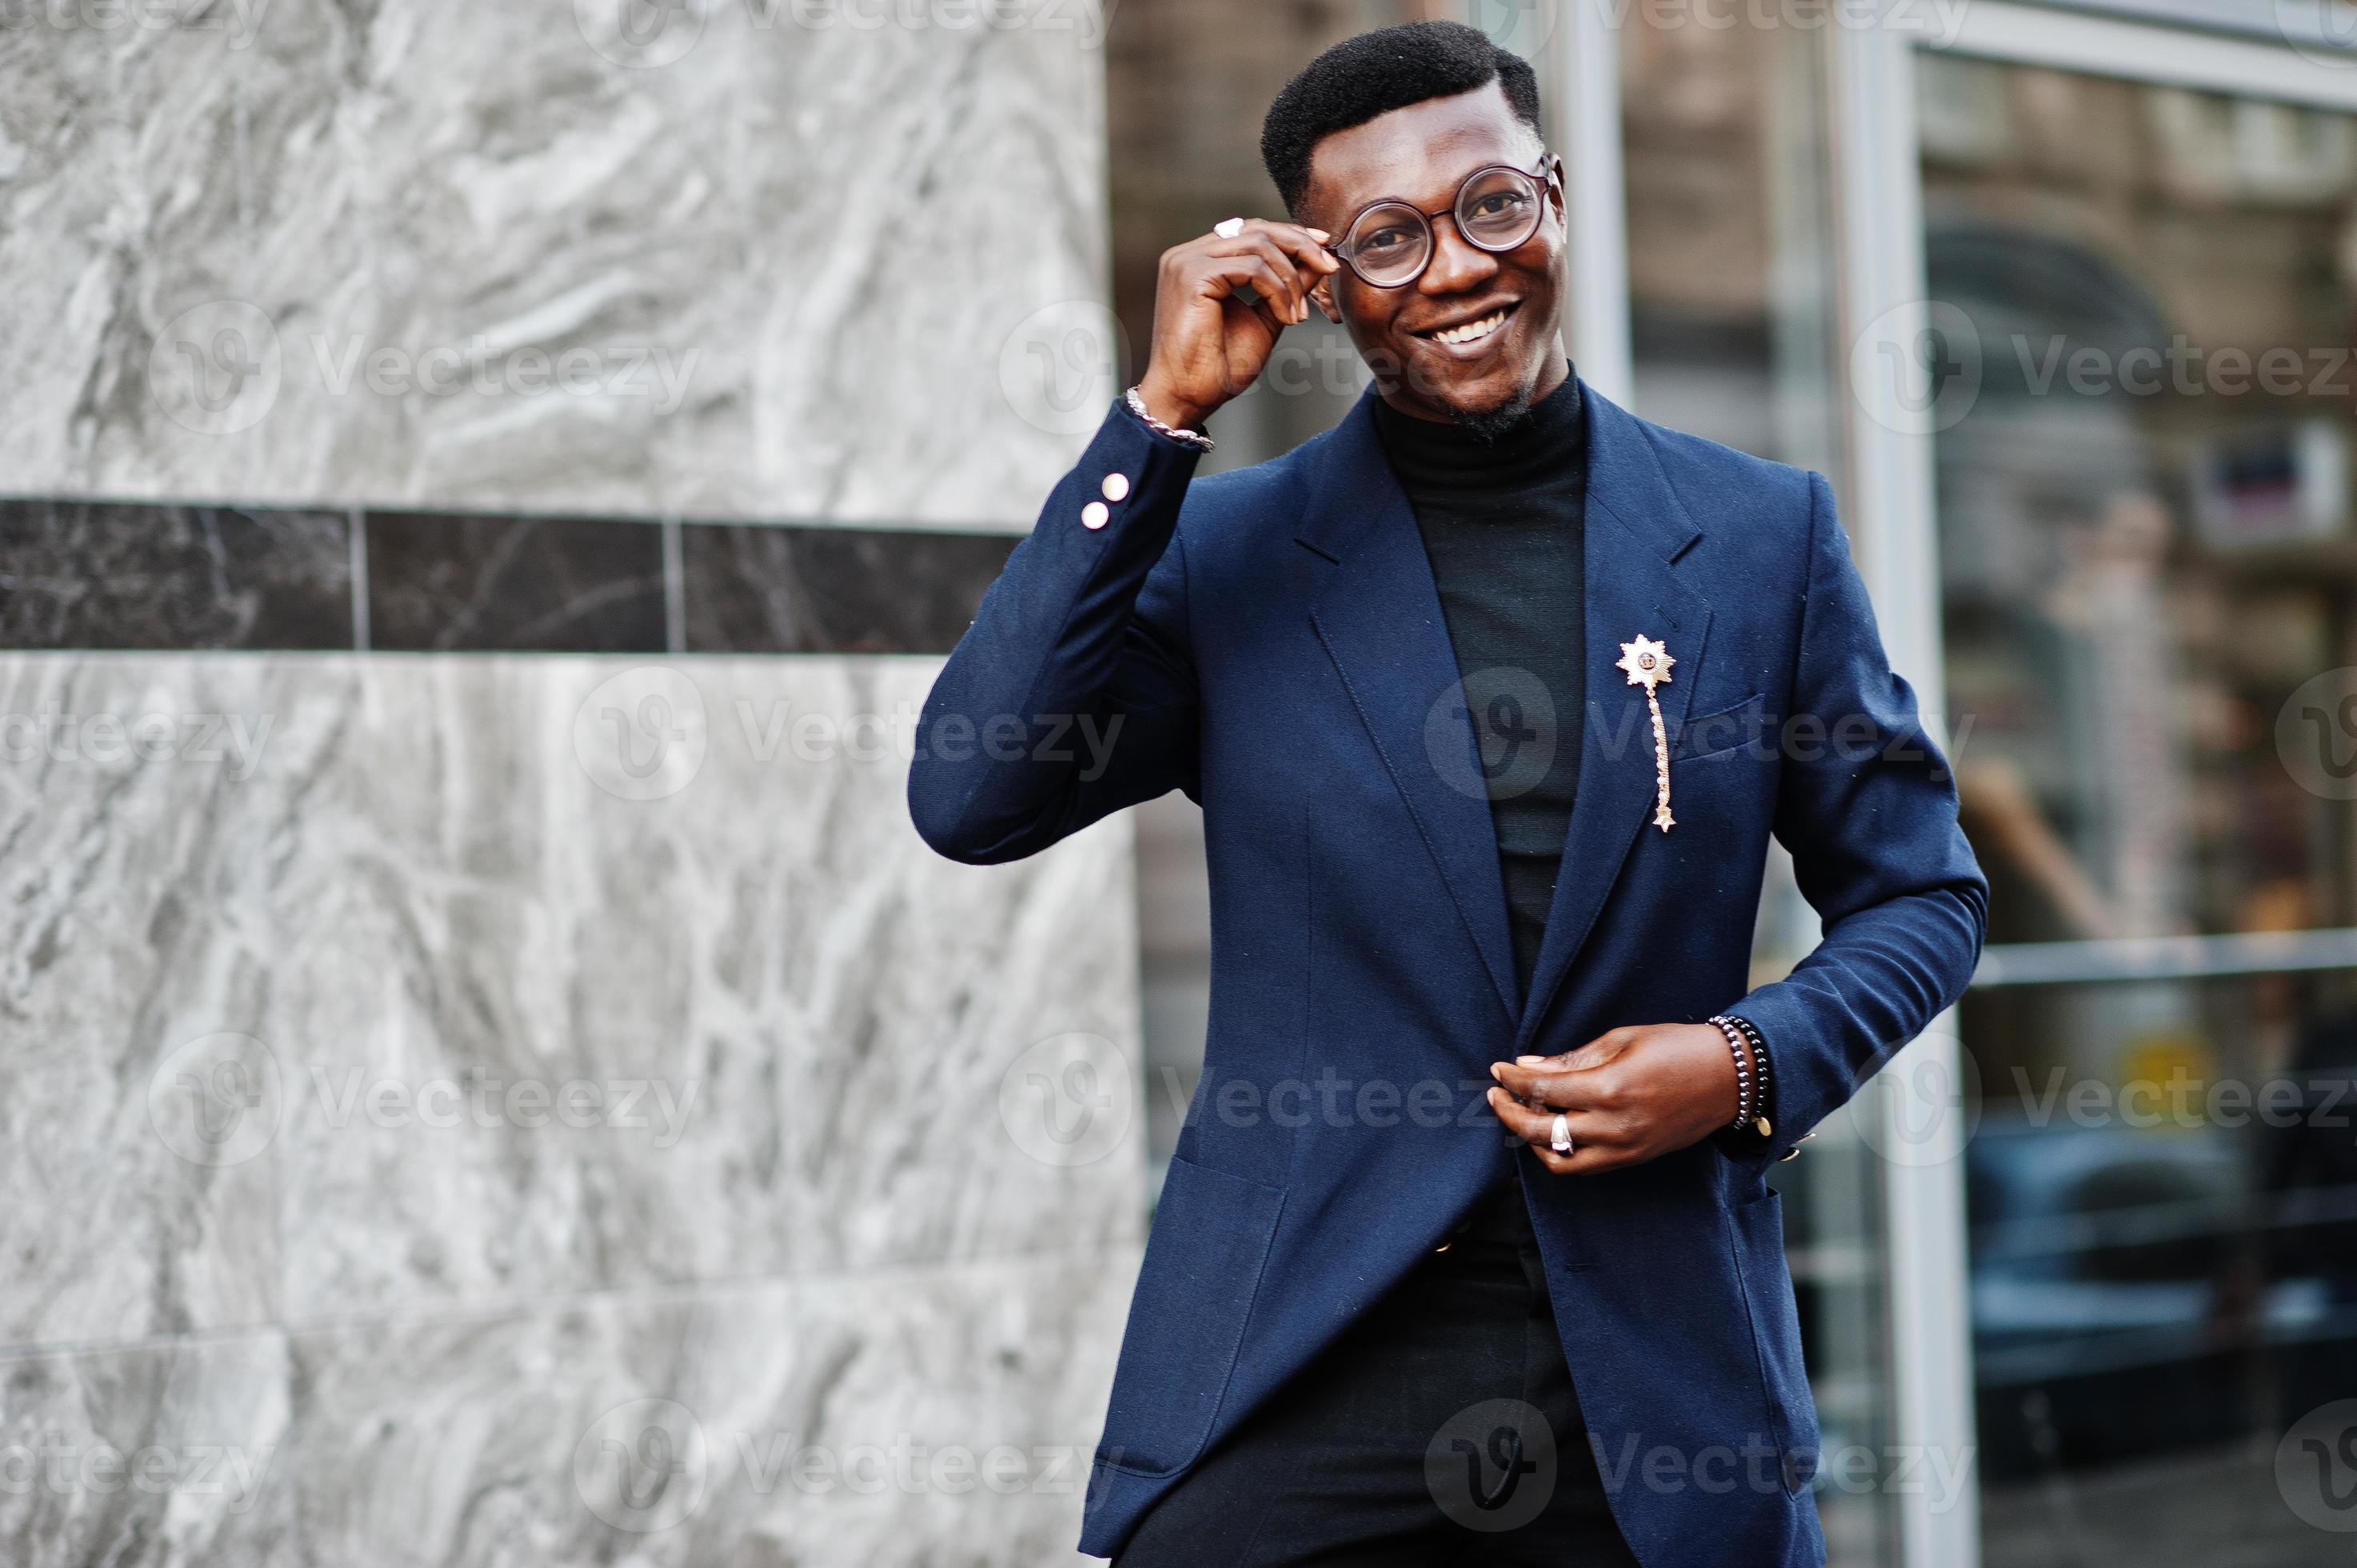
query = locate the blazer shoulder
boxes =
[1640,415,1819,522]
[1628,414,1825,599]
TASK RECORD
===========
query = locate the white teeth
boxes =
[1432,309,1506,346]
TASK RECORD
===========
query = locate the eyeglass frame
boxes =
[1324,152,1565,289]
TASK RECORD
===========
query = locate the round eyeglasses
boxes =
[1330,154,1561,289]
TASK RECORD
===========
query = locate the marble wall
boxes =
[0,2,1140,1563]
[0,654,1142,1563]
[0,0,1114,530]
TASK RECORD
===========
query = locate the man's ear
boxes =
[1312,276,1341,324]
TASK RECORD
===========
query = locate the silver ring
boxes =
[1550,1114,1572,1154]
[1213,217,1245,239]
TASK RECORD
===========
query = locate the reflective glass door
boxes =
[1912,38,2357,1566]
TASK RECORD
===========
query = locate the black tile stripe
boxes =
[0,502,353,650]
[366,510,667,654]
[682,524,1015,654]
[0,500,1018,655]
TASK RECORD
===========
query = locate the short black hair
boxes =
[1259,22,1543,215]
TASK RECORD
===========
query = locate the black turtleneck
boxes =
[1374,367,1587,1006]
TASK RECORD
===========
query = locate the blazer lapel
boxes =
[1511,382,1715,1054]
[1301,395,1521,1024]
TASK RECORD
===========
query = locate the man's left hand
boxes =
[1487,1023,1740,1174]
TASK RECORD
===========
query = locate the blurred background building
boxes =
[5,0,2357,1564]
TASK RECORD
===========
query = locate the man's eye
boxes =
[1471,191,1529,218]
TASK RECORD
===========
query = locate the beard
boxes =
[1446,381,1539,443]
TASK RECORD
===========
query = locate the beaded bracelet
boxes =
[1710,1014,1775,1139]
[1708,1015,1754,1131]
[1731,1015,1773,1137]
[1122,386,1215,452]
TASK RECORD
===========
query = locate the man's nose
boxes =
[1419,214,1499,295]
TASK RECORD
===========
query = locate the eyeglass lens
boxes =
[1338,166,1545,287]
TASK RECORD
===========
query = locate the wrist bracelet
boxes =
[1714,1014,1775,1139]
[1708,1015,1754,1132]
[1735,1009,1772,1131]
[1124,386,1215,452]
[1732,1015,1771,1136]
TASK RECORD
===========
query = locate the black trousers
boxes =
[1114,1183,1642,1567]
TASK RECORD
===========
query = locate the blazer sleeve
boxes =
[1723,470,1989,1166]
[906,398,1205,865]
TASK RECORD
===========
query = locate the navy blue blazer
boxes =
[909,380,1987,1566]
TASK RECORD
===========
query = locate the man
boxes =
[910,21,1985,1566]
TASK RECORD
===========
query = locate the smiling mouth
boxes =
[1419,302,1517,348]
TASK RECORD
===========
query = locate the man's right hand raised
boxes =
[1134,218,1342,434]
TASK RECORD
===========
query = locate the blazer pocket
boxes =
[1671,692,1769,764]
[1094,1154,1286,1477]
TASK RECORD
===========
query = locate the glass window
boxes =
[1916,50,2357,1562]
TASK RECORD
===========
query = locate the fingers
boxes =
[1492,1089,1559,1170]
[1140,216,1339,427]
[1198,254,1311,326]
[1491,1056,1621,1114]
[1194,220,1339,324]
[1240,219,1340,278]
[1200,242,1307,323]
[1486,1086,1575,1144]
[1484,1086,1624,1175]
[1495,1026,1637,1091]
[1215,233,1307,302]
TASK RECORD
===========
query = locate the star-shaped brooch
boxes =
[1617,635,1678,832]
